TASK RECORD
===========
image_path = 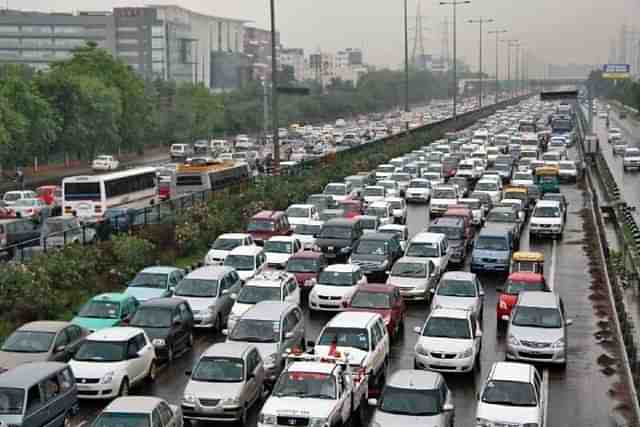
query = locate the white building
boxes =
[279,48,305,81]
[305,50,368,87]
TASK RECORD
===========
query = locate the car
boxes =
[496,198,526,223]
[0,321,88,372]
[124,266,186,303]
[389,172,412,195]
[349,232,404,279]
[458,198,485,225]
[91,155,119,171]
[170,143,194,160]
[291,220,324,249]
[225,301,305,384]
[94,396,182,427]
[344,283,406,339]
[181,342,264,424]
[323,182,356,202]
[9,198,49,219]
[365,201,394,226]
[286,250,327,290]
[612,139,628,155]
[173,266,242,330]
[431,271,484,320]
[377,180,400,198]
[623,147,640,171]
[368,370,455,427]
[497,272,549,324]
[377,224,409,252]
[70,327,157,399]
[507,291,572,365]
[470,225,515,273]
[72,293,140,332]
[2,190,38,206]
[404,232,450,279]
[357,214,381,234]
[474,179,502,205]
[542,150,563,163]
[285,204,320,231]
[43,216,96,246]
[386,197,407,224]
[413,307,482,373]
[529,200,564,239]
[448,176,470,197]
[486,206,522,245]
[428,217,468,265]
[314,311,390,391]
[204,233,255,265]
[405,178,432,203]
[337,199,364,218]
[129,298,194,363]
[363,185,387,206]
[263,236,302,269]
[224,245,267,282]
[306,193,338,212]
[308,264,368,312]
[512,170,534,187]
[227,271,300,331]
[430,185,459,217]
[542,192,568,222]
[246,211,292,245]
[475,362,544,427]
[315,217,363,261]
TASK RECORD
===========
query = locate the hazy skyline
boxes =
[12,0,640,76]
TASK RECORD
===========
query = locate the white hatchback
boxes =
[308,264,367,312]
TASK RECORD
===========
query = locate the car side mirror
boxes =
[185,370,192,377]
[222,329,229,336]
[413,326,422,334]
[367,398,378,406]
[429,288,435,294]
[284,332,294,339]
[306,340,315,349]
[443,402,455,412]
[475,330,483,338]
[55,345,66,353]
[230,293,238,300]
[566,319,573,326]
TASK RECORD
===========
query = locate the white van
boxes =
[404,232,450,278]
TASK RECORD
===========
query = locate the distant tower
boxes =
[609,38,617,64]
[440,17,450,68]
[619,24,628,64]
[411,0,428,70]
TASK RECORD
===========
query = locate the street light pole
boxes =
[440,1,470,121]
[488,29,507,103]
[269,0,280,171]
[468,18,494,107]
[502,39,518,99]
[404,0,410,113]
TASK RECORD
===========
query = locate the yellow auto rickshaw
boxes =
[510,251,545,274]
[535,165,560,194]
[503,186,530,211]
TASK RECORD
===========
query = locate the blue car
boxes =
[470,226,514,273]
[125,266,186,302]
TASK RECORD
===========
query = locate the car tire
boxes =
[118,378,130,397]
[147,360,158,382]
[215,314,223,332]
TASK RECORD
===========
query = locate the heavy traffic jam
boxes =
[0,96,585,427]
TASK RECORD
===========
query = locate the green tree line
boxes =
[0,42,450,168]
[587,69,640,111]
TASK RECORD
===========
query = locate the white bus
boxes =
[62,167,158,221]
[175,160,250,196]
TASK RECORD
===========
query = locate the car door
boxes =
[170,307,185,351]
[285,278,300,305]
[125,336,145,383]
[243,350,259,406]
[391,288,405,325]
[62,325,85,361]
[50,328,70,362]
[219,272,241,322]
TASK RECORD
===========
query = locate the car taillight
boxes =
[64,207,72,213]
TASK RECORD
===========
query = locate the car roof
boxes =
[87,326,145,342]
[241,301,296,321]
[288,361,336,375]
[395,256,430,265]
[378,224,407,232]
[441,271,476,281]
[90,293,131,303]
[356,283,395,293]
[288,204,314,209]
[431,217,464,227]
[325,263,359,273]
[140,266,180,274]
[103,396,166,413]
[359,232,394,241]
[517,290,560,308]
[324,218,357,227]
[535,200,560,207]
[429,307,471,320]
[252,210,284,219]
[490,361,535,383]
[410,232,445,243]
[326,311,382,328]
[218,233,251,239]
[186,265,235,280]
[508,272,545,282]
[18,321,71,333]
[228,246,263,256]
[268,235,297,242]
[201,341,254,359]
[0,362,68,388]
[289,250,323,260]
[246,271,294,287]
[138,297,185,309]
[387,369,442,390]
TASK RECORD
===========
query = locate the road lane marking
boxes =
[543,368,549,427]
[549,239,557,291]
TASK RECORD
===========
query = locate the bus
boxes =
[62,167,158,221]
[175,160,250,196]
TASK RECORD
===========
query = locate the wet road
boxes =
[73,157,621,427]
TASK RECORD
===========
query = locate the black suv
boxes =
[349,232,403,279]
[316,218,363,261]
[428,217,468,265]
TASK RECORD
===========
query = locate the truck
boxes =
[258,352,368,427]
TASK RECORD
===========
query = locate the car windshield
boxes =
[317,327,369,351]
[476,182,498,191]
[129,273,167,289]
[534,206,560,218]
[230,319,279,343]
[237,286,281,304]
[273,372,336,399]
[388,200,403,209]
[410,181,429,188]
[212,238,243,251]
[78,300,121,319]
[377,165,395,173]
[286,207,309,218]
[264,240,293,254]
[429,225,463,240]
[224,255,255,271]
[487,211,516,222]
[559,163,576,171]
[512,306,562,328]
[505,280,546,295]
[92,413,150,427]
[390,174,410,181]
[130,307,172,328]
[350,291,391,309]
[423,317,470,339]
[364,187,384,197]
[319,226,352,239]
[287,258,320,273]
[354,239,387,255]
[74,340,126,362]
[247,220,274,232]
[360,218,378,230]
[461,200,481,209]
[481,380,537,407]
[294,224,322,236]
[0,388,24,415]
[174,279,219,298]
[437,279,476,297]
[379,386,441,416]
[514,173,531,180]
[406,242,439,258]
[324,185,346,195]
[390,261,427,278]
[1,331,55,353]
[433,189,455,199]
[3,193,20,202]
[192,357,244,383]
[318,270,354,286]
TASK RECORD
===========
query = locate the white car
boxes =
[323,182,355,202]
[404,232,450,279]
[422,171,444,186]
[70,327,157,399]
[204,233,254,265]
[385,197,407,224]
[308,264,367,312]
[377,180,400,198]
[10,198,48,219]
[405,178,432,203]
[227,271,300,331]
[389,172,412,195]
[2,190,37,206]
[375,164,395,181]
[291,220,324,249]
[474,179,502,205]
[92,155,119,171]
[542,151,563,163]
[430,185,459,216]
[285,204,320,231]
[224,246,267,282]
[475,362,544,427]
[558,160,578,182]
[263,236,302,269]
[430,271,484,320]
[413,308,482,373]
[365,201,394,226]
[529,200,564,238]
[363,185,387,206]
[623,147,640,171]
[459,198,485,225]
[511,170,534,187]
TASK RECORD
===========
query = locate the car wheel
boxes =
[147,360,158,382]
[118,378,130,397]
[216,314,223,332]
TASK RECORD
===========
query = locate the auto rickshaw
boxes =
[535,165,560,194]
[503,186,530,212]
[510,251,544,275]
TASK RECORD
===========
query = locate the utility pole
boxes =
[488,29,507,103]
[502,40,518,98]
[269,0,280,170]
[440,0,471,121]
[404,0,410,112]
[468,17,494,107]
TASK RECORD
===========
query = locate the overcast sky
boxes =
[14,0,640,75]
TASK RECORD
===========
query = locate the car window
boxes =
[54,329,70,350]
[59,368,74,392]
[157,402,173,427]
[172,308,182,324]
[370,325,381,349]
[41,375,61,402]
[135,333,147,349]
[127,337,140,358]
[377,320,387,340]
[25,385,42,414]
[231,271,240,284]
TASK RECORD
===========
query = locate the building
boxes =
[306,50,369,87]
[244,25,279,81]
[279,48,304,81]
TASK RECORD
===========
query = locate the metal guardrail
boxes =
[0,95,529,264]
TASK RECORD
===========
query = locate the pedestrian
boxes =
[15,167,24,190]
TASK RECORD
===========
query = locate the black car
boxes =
[316,218,363,261]
[350,232,403,279]
[428,217,468,265]
[129,298,194,363]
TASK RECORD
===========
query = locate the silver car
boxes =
[181,342,265,424]
[430,271,484,320]
[368,369,455,427]
[386,256,438,301]
[92,396,182,427]
[506,291,572,366]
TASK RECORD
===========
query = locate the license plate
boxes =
[328,246,334,251]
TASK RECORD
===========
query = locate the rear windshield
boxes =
[64,182,100,201]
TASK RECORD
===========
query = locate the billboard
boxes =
[602,63,630,79]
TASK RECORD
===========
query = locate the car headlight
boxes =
[182,393,196,405]
[552,338,565,349]
[508,334,520,346]
[207,306,216,315]
[101,371,114,384]
[152,339,166,347]
[308,417,329,427]
[340,246,351,253]
[221,397,240,407]
[460,347,473,358]
[475,418,492,427]
[258,413,277,425]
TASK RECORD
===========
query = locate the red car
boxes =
[343,283,406,339]
[285,250,328,289]
[0,201,14,219]
[247,210,292,245]
[443,206,475,241]
[497,272,549,323]
[36,185,62,207]
[337,199,363,218]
